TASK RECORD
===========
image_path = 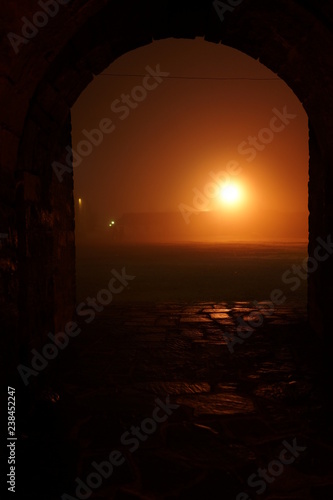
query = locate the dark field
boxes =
[76,241,308,308]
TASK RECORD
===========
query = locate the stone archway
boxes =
[1,0,333,380]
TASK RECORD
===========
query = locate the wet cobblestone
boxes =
[30,301,333,499]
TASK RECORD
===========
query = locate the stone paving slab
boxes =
[21,300,333,499]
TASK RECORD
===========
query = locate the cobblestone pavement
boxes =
[24,302,333,499]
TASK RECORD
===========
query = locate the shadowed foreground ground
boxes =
[18,243,333,499]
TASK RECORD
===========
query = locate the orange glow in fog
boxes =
[219,183,243,206]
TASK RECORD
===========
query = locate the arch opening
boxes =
[3,3,333,497]
[3,2,333,357]
[72,38,309,310]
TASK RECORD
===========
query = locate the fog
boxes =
[72,38,308,245]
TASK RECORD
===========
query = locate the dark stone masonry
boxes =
[1,0,333,366]
[1,1,333,498]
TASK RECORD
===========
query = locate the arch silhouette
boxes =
[1,1,333,368]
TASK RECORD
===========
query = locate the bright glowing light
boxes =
[78,198,82,205]
[109,221,115,227]
[219,183,242,205]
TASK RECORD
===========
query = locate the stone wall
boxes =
[1,0,333,380]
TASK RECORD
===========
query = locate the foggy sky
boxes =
[71,37,308,239]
